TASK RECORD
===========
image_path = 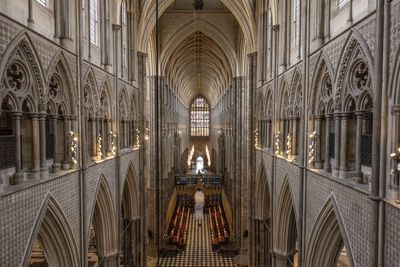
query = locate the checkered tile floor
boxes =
[159,212,237,267]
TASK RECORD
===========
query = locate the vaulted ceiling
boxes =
[138,0,256,108]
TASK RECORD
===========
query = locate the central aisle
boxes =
[159,212,237,267]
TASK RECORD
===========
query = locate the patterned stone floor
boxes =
[158,212,237,267]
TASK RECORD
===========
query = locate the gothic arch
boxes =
[278,78,290,118]
[121,162,140,218]
[305,195,355,267]
[137,0,256,53]
[255,163,270,219]
[99,76,114,119]
[45,51,76,115]
[21,193,79,267]
[274,177,298,255]
[389,46,400,104]
[309,51,335,115]
[160,19,237,76]
[88,175,118,258]
[334,32,374,112]
[120,162,141,267]
[83,68,100,115]
[0,32,46,112]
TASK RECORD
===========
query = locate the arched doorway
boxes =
[23,195,79,267]
[253,165,271,267]
[88,177,118,267]
[121,165,140,267]
[274,178,298,267]
[305,198,354,267]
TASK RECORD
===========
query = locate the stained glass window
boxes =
[190,96,210,137]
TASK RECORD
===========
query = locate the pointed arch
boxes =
[306,195,355,267]
[89,175,118,258]
[274,177,298,255]
[255,163,270,219]
[83,67,100,115]
[121,162,140,218]
[309,51,335,115]
[21,193,79,267]
[0,32,46,112]
[99,76,114,119]
[389,45,400,103]
[334,32,374,112]
[137,0,255,53]
[46,51,76,115]
[160,19,237,76]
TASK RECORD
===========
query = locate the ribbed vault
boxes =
[162,27,234,107]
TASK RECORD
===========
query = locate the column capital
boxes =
[63,115,74,121]
[325,113,333,119]
[355,110,366,117]
[30,113,40,119]
[339,112,352,118]
[50,114,59,120]
[271,24,280,32]
[112,24,121,31]
[392,104,400,115]
[12,112,22,118]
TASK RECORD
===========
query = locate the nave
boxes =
[159,208,236,267]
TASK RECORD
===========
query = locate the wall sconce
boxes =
[205,145,211,167]
[254,128,260,148]
[308,131,317,167]
[110,131,116,156]
[188,145,195,167]
[390,147,400,203]
[97,132,102,160]
[144,127,149,141]
[275,131,281,155]
[70,131,78,168]
[134,129,140,149]
[286,133,292,158]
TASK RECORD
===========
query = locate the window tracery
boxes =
[190,95,210,137]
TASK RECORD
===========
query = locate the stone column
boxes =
[266,120,270,148]
[12,112,23,184]
[101,118,106,158]
[273,251,293,267]
[91,117,97,157]
[96,117,102,158]
[39,113,48,178]
[259,220,266,267]
[62,116,71,170]
[31,114,41,179]
[339,113,351,178]
[51,115,60,172]
[324,114,332,172]
[292,118,298,156]
[84,116,90,161]
[315,115,323,168]
[324,0,331,41]
[332,113,341,177]
[354,111,364,182]
[126,120,129,148]
[107,119,113,156]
